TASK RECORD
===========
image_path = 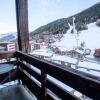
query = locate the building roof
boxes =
[51,55,78,65]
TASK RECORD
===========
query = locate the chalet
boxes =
[66,49,84,59]
[34,42,43,50]
[29,41,34,52]
[94,48,100,58]
[67,50,80,57]
[53,47,61,54]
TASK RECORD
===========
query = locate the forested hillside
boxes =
[30,2,100,37]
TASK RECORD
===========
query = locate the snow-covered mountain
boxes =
[54,22,100,51]
[0,32,17,42]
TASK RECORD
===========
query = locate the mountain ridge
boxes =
[30,2,100,37]
[0,32,17,42]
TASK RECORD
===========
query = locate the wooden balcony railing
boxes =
[0,51,17,84]
[0,51,100,100]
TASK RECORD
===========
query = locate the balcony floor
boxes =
[0,85,34,100]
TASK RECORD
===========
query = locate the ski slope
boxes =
[54,22,100,51]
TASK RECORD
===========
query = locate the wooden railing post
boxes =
[41,70,47,99]
[16,58,20,84]
[15,0,29,53]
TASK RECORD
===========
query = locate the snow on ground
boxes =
[77,68,100,77]
[54,22,100,51]
[31,51,52,57]
[30,22,100,80]
[29,22,100,98]
[51,54,78,65]
[55,34,76,50]
[30,47,100,71]
[30,48,53,57]
[79,23,100,50]
[77,61,100,71]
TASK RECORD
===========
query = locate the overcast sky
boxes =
[0,0,99,34]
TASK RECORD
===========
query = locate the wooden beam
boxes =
[15,0,29,53]
[17,61,42,82]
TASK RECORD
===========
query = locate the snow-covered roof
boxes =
[51,55,78,64]
[77,61,100,71]
[30,48,53,57]
[57,46,67,51]
[77,68,100,77]
[31,51,53,57]
[75,49,84,54]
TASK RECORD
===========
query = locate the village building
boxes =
[66,49,84,59]
[94,48,100,61]
[94,48,100,58]
[0,42,16,51]
[0,46,5,51]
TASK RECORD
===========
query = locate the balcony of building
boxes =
[0,0,100,100]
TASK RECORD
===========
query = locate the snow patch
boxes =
[54,22,100,51]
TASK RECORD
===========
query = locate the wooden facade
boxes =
[67,50,81,58]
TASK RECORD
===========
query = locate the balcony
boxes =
[0,51,100,100]
[0,0,100,99]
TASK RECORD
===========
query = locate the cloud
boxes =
[38,0,61,11]
[56,0,61,3]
